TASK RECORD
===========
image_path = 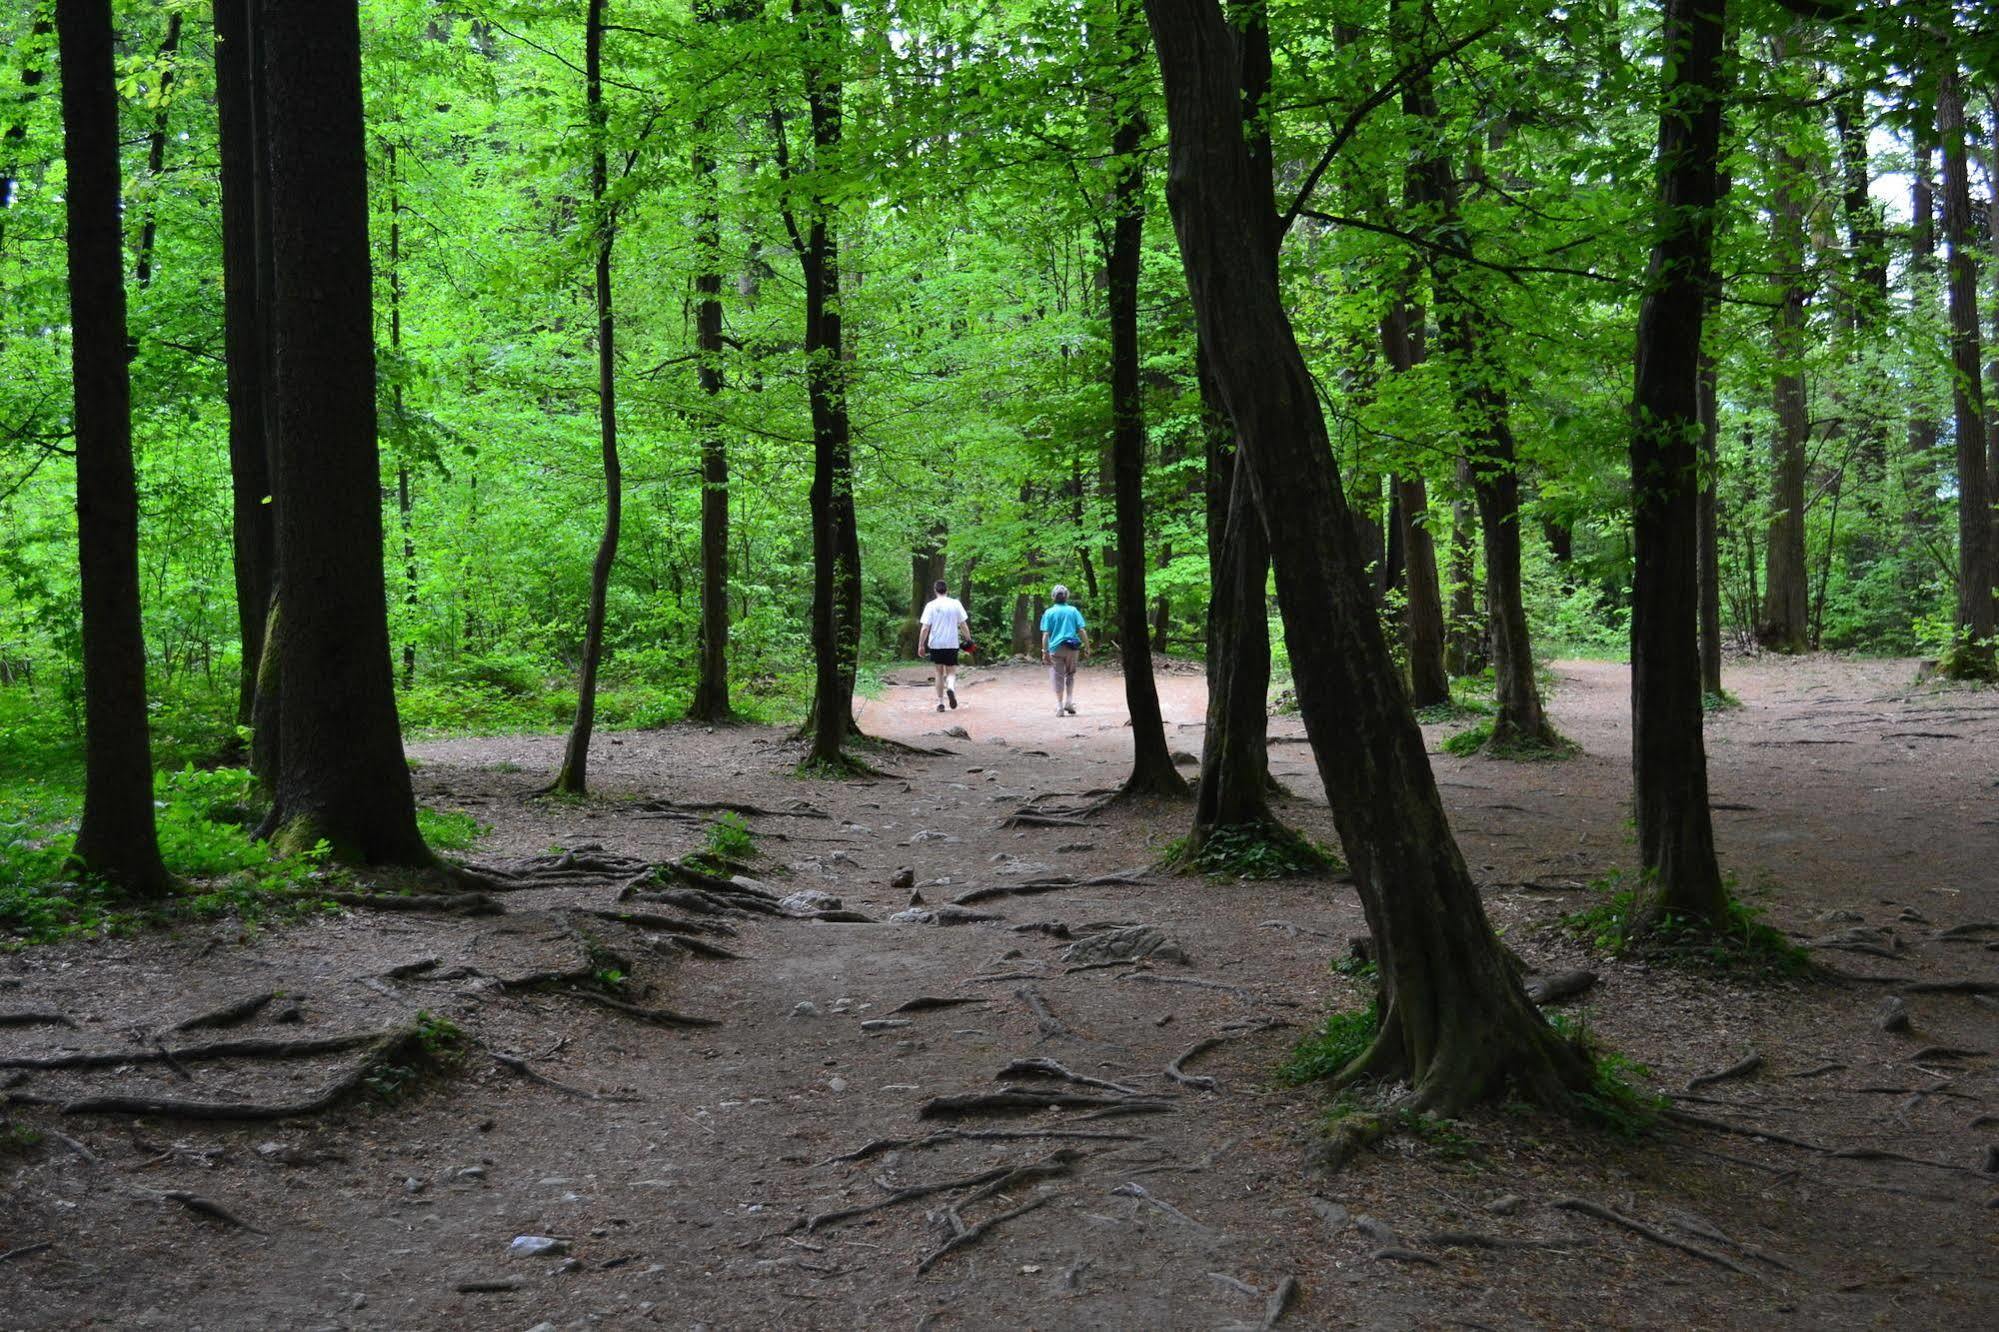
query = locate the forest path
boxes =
[3,657,1995,1329]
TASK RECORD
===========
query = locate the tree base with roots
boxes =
[1167,819,1339,881]
[1443,718,1579,761]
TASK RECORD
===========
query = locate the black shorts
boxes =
[928,648,960,666]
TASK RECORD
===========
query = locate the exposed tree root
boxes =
[1111,1180,1208,1228]
[997,1058,1141,1095]
[1523,970,1598,1005]
[801,1147,1082,1234]
[817,1126,1145,1166]
[1118,972,1252,1000]
[1902,979,1999,995]
[952,869,1147,906]
[1552,1197,1758,1278]
[11,1024,426,1121]
[915,1191,1057,1274]
[1686,1051,1763,1091]
[489,1049,638,1102]
[1165,1020,1292,1092]
[1425,1230,1565,1251]
[888,996,985,1015]
[150,1188,265,1234]
[325,890,501,916]
[0,1028,400,1072]
[557,988,718,1028]
[919,1086,1171,1119]
[1255,1275,1299,1329]
[587,909,739,946]
[635,797,831,821]
[1016,987,1069,1039]
[1666,1108,1982,1175]
[0,1242,52,1264]
[166,992,275,1033]
[0,1011,77,1029]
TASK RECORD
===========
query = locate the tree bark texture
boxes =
[57,0,173,897]
[1938,58,1994,649]
[1697,348,1723,695]
[1626,0,1729,929]
[1757,138,1809,653]
[688,86,733,722]
[1379,296,1450,708]
[214,0,273,731]
[260,0,427,863]
[1145,0,1588,1111]
[555,0,622,793]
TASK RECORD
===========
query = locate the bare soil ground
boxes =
[3,656,1995,1330]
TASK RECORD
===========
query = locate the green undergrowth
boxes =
[1560,871,1813,977]
[1542,1012,1667,1139]
[1441,720,1578,760]
[1162,821,1343,881]
[704,811,756,861]
[1278,1001,1383,1086]
[366,1011,467,1102]
[1701,688,1743,712]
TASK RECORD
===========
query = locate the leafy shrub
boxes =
[1277,1002,1382,1085]
[706,811,755,861]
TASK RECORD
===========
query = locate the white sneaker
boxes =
[1055,705,1065,717]
[936,702,946,713]
[1063,702,1077,715]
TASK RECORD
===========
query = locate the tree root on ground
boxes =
[1523,971,1598,1005]
[1552,1197,1758,1278]
[6,1024,426,1122]
[800,1147,1083,1234]
[1167,1019,1296,1091]
[165,992,275,1033]
[1016,987,1069,1039]
[488,1049,639,1102]
[1425,1230,1565,1251]
[1686,1051,1763,1091]
[555,988,718,1028]
[916,1191,1058,1274]
[325,890,501,917]
[888,996,985,1015]
[149,1188,266,1234]
[587,909,739,946]
[1118,972,1253,1000]
[0,1028,402,1073]
[1254,1275,1299,1329]
[1666,1108,1984,1175]
[635,798,831,821]
[1902,979,1999,995]
[952,869,1147,906]
[817,1126,1146,1166]
[0,1011,77,1029]
[919,1086,1174,1119]
[997,1057,1141,1095]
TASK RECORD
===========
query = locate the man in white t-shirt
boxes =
[916,579,970,713]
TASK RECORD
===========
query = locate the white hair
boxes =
[1051,585,1069,603]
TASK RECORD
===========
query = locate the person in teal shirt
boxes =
[1039,586,1088,716]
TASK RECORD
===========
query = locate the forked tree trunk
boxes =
[1146,0,1588,1111]
[1104,7,1185,798]
[57,0,173,898]
[1190,339,1278,841]
[1394,0,1553,747]
[1757,134,1809,653]
[1937,57,1994,658]
[555,0,621,794]
[214,0,273,731]
[1626,0,1730,932]
[260,0,428,863]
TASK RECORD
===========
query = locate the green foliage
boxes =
[1164,822,1341,881]
[1441,722,1494,756]
[0,1121,43,1156]
[1560,872,1813,977]
[1277,1002,1382,1087]
[414,1011,466,1061]
[1701,689,1742,712]
[1543,1012,1667,1139]
[705,811,756,862]
[415,807,486,852]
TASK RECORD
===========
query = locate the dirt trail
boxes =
[3,656,1995,1329]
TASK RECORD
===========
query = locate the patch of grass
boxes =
[1441,720,1577,760]
[1277,1001,1382,1086]
[1560,872,1813,977]
[706,811,755,861]
[1544,1011,1667,1139]
[1330,951,1379,982]
[1441,721,1494,756]
[1163,822,1342,881]
[414,1011,466,1061]
[1701,688,1743,712]
[416,807,487,852]
[0,1120,44,1155]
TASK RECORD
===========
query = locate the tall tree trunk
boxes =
[129,10,180,297]
[1937,56,1994,660]
[1146,0,1588,1113]
[57,0,173,897]
[688,30,733,724]
[387,142,417,691]
[1697,348,1724,695]
[782,0,858,767]
[1380,296,1450,707]
[214,0,273,731]
[1395,0,1554,747]
[260,0,427,863]
[1626,0,1730,931]
[555,0,621,793]
[1757,135,1810,653]
[1444,463,1482,675]
[1104,2,1185,798]
[1190,337,1279,843]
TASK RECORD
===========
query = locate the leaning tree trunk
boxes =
[1379,294,1450,708]
[1626,0,1731,933]
[1103,12,1186,798]
[1395,0,1553,747]
[1146,0,1589,1113]
[687,81,733,723]
[57,0,173,898]
[554,0,621,794]
[1757,134,1810,653]
[1189,339,1280,843]
[1937,56,1994,662]
[260,0,428,864]
[214,0,273,732]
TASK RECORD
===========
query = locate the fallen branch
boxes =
[1553,1198,1756,1278]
